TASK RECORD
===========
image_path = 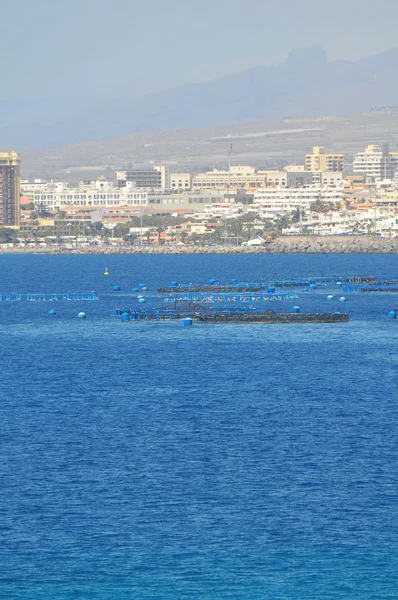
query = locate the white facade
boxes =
[192,166,337,189]
[21,179,67,194]
[115,164,170,190]
[147,190,246,211]
[250,186,345,220]
[192,166,267,189]
[203,203,245,219]
[154,165,170,190]
[353,145,397,182]
[22,179,148,210]
[170,172,192,190]
[311,171,343,186]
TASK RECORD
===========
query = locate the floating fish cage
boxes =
[158,276,378,294]
[342,285,398,293]
[0,292,99,302]
[163,292,298,303]
[113,307,349,324]
[261,276,377,287]
[158,284,266,293]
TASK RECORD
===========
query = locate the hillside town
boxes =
[1,143,398,249]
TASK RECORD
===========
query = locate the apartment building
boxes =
[147,190,251,212]
[203,203,245,219]
[353,144,397,181]
[305,146,345,172]
[22,178,148,210]
[170,172,191,190]
[250,185,345,220]
[192,164,341,190]
[116,165,170,190]
[192,166,321,190]
[192,166,268,189]
[0,151,21,227]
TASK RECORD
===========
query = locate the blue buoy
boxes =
[133,287,139,292]
[48,309,56,315]
[310,283,317,289]
[327,294,334,300]
[230,279,238,283]
[121,311,130,322]
[388,310,397,319]
[267,286,276,293]
[113,285,121,292]
[183,317,193,326]
[208,279,216,285]
[292,305,300,313]
[334,312,341,315]
[339,297,346,302]
[138,283,146,289]
[138,298,146,303]
[170,281,178,287]
[77,312,86,319]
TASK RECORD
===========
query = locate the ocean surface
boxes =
[0,253,397,600]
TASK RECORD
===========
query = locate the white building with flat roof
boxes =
[250,185,345,220]
[192,166,267,189]
[192,165,339,190]
[353,144,397,182]
[22,179,148,210]
[116,164,170,190]
[170,172,192,190]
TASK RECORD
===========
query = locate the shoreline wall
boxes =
[49,236,398,255]
[3,236,398,255]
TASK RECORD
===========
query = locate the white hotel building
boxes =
[192,165,343,190]
[250,186,345,220]
[353,144,398,182]
[22,179,148,210]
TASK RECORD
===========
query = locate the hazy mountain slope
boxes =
[20,108,398,179]
[4,46,398,149]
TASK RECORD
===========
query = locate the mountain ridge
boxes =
[4,45,398,150]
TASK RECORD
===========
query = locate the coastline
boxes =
[3,236,398,255]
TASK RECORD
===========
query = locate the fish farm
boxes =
[157,276,379,294]
[163,292,298,303]
[342,284,398,293]
[3,273,397,325]
[112,307,349,324]
[0,292,99,302]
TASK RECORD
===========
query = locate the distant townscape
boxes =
[1,142,398,249]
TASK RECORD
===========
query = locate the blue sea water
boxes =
[0,253,397,600]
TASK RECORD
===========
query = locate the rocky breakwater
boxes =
[264,235,398,254]
[51,235,398,255]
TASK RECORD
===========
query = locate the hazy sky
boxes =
[2,0,398,104]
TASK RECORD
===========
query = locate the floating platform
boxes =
[0,292,99,302]
[113,307,349,324]
[158,284,266,293]
[262,276,376,288]
[342,285,398,293]
[158,276,377,294]
[163,292,298,303]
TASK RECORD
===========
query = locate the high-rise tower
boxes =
[0,152,21,227]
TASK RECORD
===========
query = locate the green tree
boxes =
[275,214,292,233]
[309,200,330,213]
[113,222,131,241]
[90,222,104,234]
[0,228,17,243]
